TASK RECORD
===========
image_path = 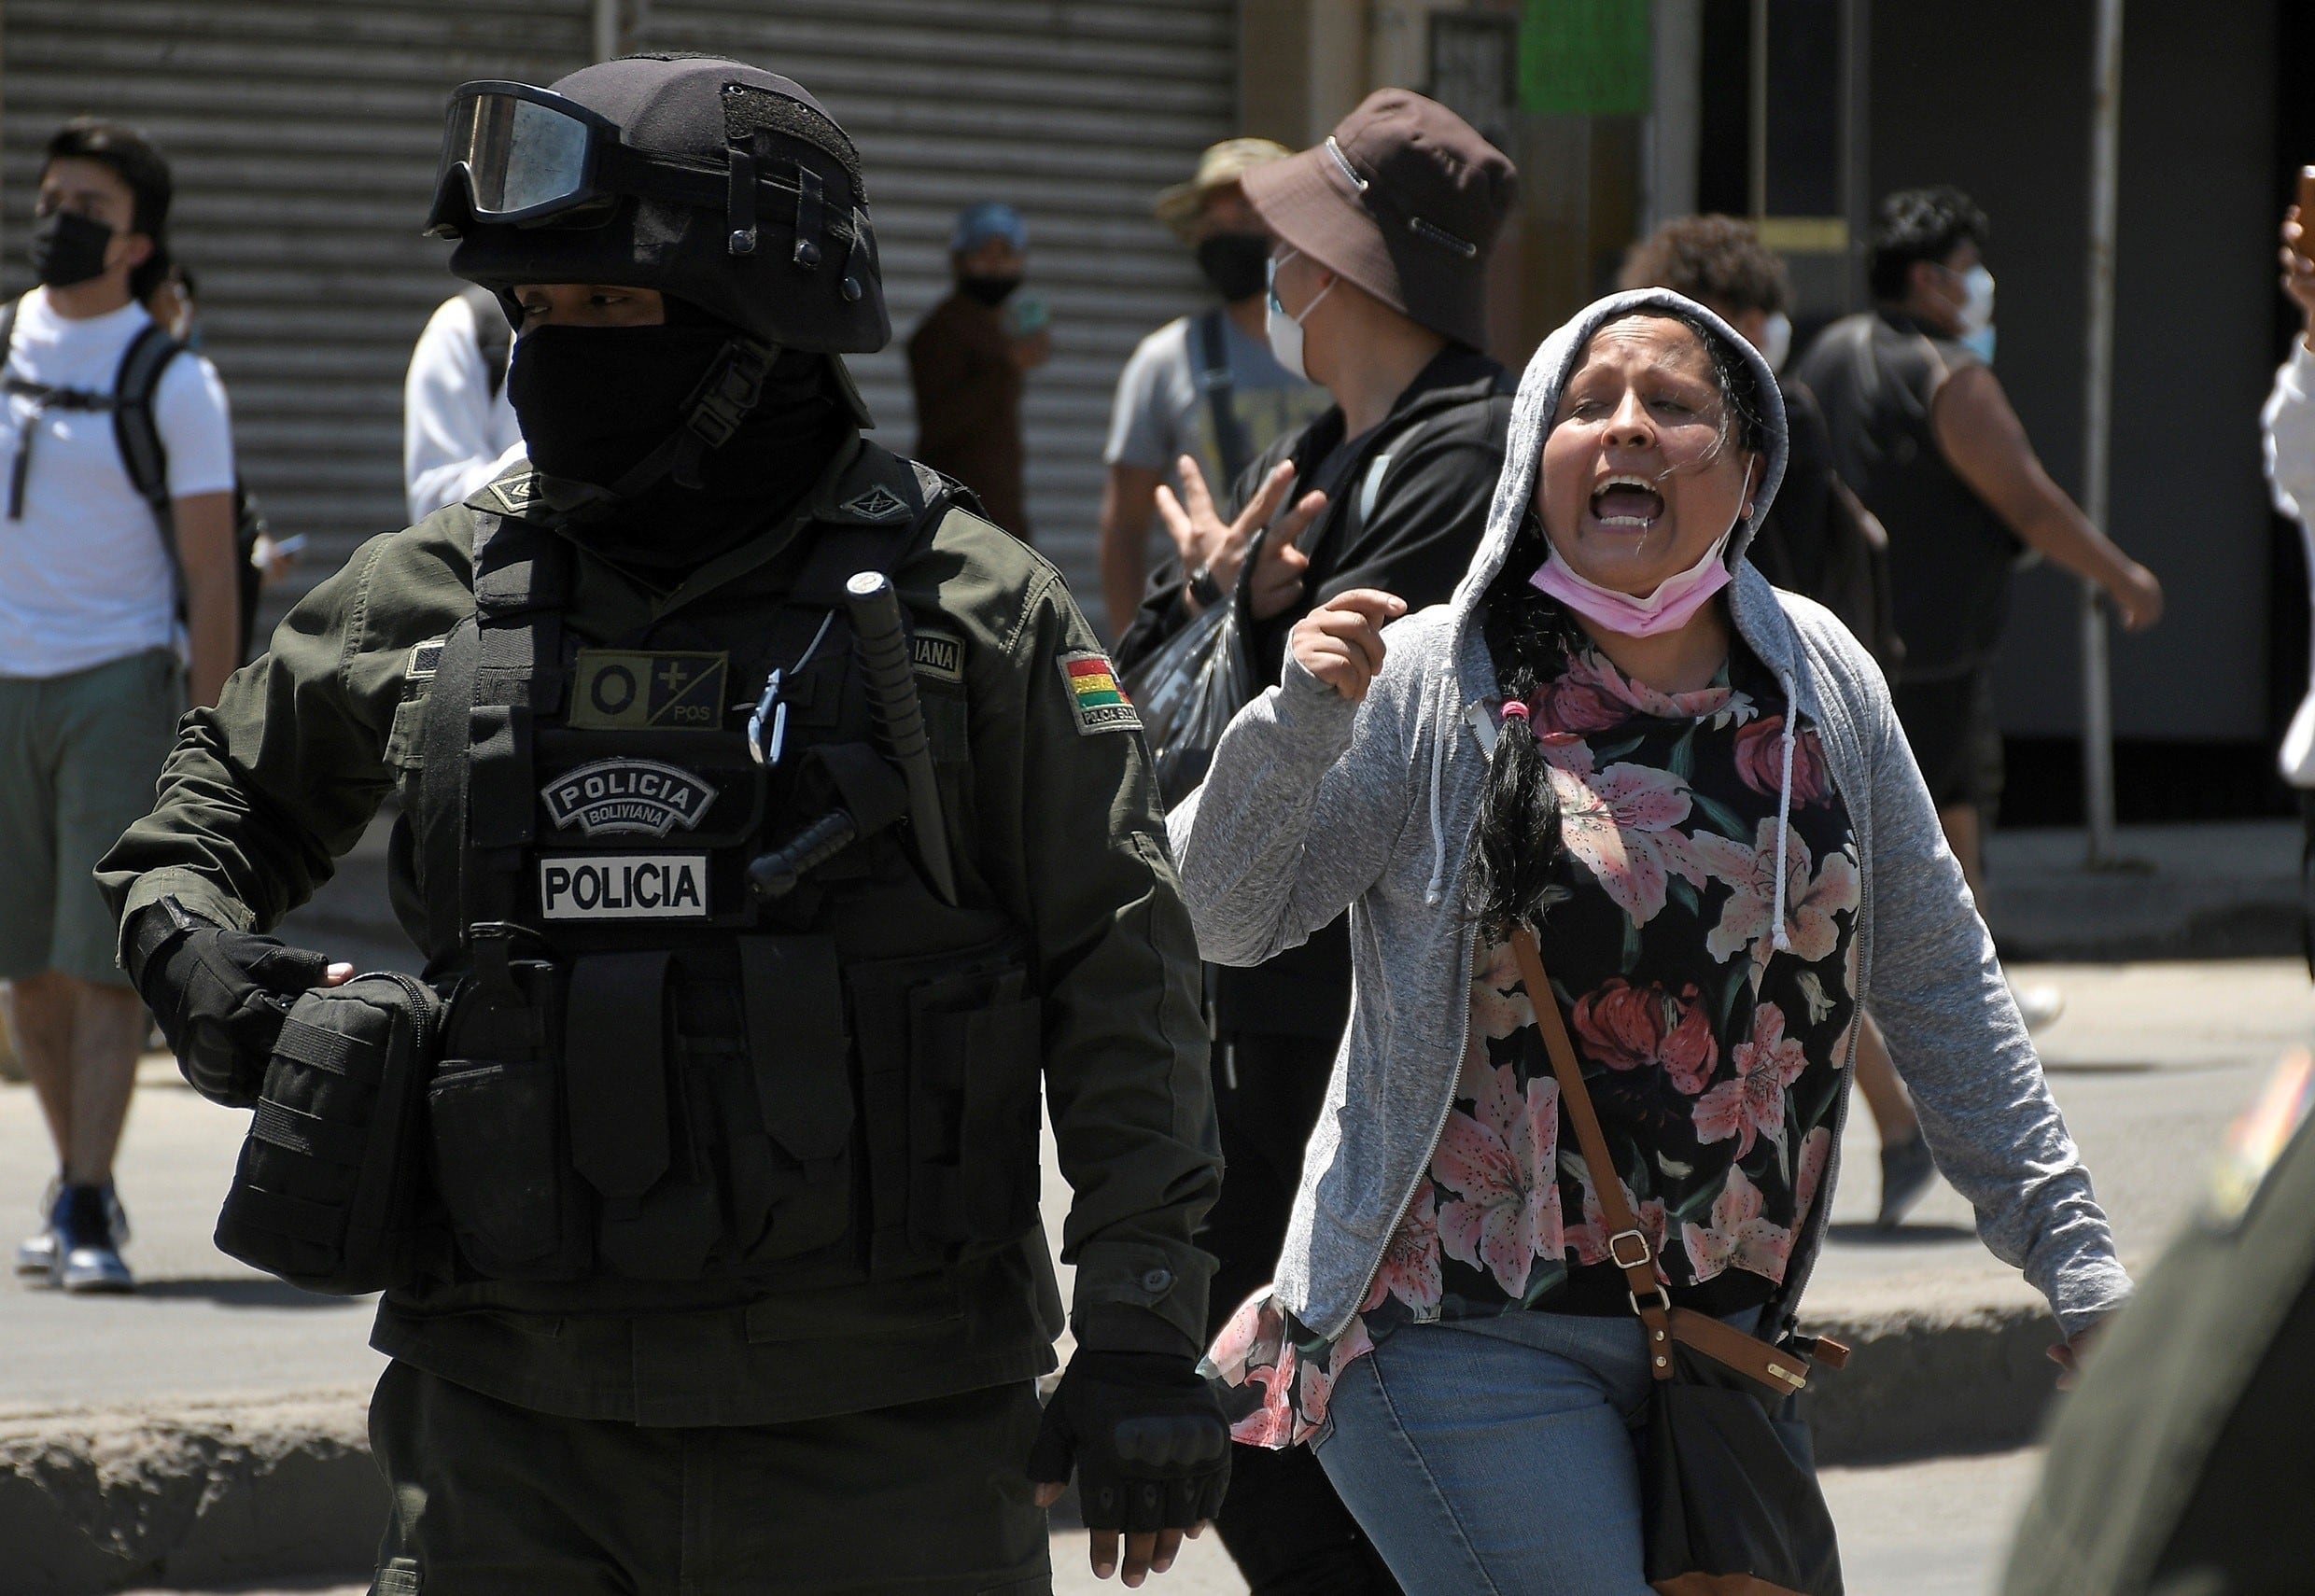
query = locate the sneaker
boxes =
[13,1180,64,1279]
[53,1183,133,1295]
[1876,1133,1937,1229]
[2009,977,2067,1034]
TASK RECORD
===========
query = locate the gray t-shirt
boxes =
[1103,310,1328,498]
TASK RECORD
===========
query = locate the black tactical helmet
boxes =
[428,53,887,355]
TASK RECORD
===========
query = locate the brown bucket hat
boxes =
[1242,90,1517,350]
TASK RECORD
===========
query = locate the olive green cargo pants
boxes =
[367,1360,1051,1595]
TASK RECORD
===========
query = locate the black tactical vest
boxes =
[404,455,1045,1305]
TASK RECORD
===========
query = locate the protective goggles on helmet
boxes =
[427,80,738,238]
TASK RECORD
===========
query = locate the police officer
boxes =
[97,55,1227,1592]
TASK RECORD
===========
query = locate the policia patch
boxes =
[1057,650,1140,735]
[568,650,729,732]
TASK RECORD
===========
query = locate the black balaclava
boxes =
[506,299,853,573]
[29,211,114,289]
[1195,233,1270,303]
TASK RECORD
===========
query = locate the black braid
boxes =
[1470,516,1580,940]
[1466,306,1764,940]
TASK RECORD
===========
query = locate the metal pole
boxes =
[593,0,622,63]
[1747,0,1769,219]
[2080,0,2123,866]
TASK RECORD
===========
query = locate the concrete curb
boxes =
[0,1393,379,1596]
[1798,1301,2059,1464]
[1,1305,2067,1594]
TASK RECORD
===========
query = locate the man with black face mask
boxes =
[1098,140,1327,637]
[96,55,1226,1593]
[3,119,240,1298]
[908,201,1052,540]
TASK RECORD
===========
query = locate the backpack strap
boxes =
[460,284,513,400]
[112,322,184,533]
[1193,309,1252,492]
[0,299,177,528]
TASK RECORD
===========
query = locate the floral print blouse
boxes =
[1209,635,1860,1448]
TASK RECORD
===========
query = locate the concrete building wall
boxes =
[1870,0,2282,745]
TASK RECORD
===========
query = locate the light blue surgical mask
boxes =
[1957,264,1996,331]
[1265,251,1335,383]
[1759,310,1792,372]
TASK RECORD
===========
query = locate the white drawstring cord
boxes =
[1771,671,1797,952]
[1424,676,1452,904]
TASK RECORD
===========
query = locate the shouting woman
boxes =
[1170,287,2127,1593]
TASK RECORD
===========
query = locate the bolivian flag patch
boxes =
[1058,649,1141,735]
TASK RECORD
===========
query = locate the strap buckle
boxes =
[1606,1228,1655,1271]
[681,339,777,450]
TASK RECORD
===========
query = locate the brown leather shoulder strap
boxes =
[1508,926,1809,1397]
[1508,927,1664,1307]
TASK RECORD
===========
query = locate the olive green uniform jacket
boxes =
[98,438,1221,1428]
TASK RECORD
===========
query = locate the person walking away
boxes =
[1620,215,1936,1225]
[1178,287,2130,1592]
[1099,139,1328,637]
[1793,187,2162,1037]
[909,202,1049,539]
[5,120,238,1295]
[2265,201,2315,933]
[98,57,1226,1591]
[1115,90,1518,1596]
[403,280,521,522]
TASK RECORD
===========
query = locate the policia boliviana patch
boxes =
[1057,650,1140,735]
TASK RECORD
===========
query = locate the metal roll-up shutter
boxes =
[639,0,1239,599]
[6,3,1238,617]
[3,1,594,622]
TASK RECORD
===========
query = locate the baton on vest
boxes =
[747,810,858,900]
[843,572,960,905]
[746,744,909,901]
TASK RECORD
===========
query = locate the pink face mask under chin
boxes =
[1529,531,1734,637]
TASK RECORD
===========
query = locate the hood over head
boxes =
[1443,287,1790,634]
[1407,289,1795,915]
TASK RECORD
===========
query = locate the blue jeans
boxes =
[1313,1309,1755,1595]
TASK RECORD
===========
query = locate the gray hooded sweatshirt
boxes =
[1168,287,2128,1343]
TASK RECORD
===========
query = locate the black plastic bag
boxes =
[1120,535,1262,808]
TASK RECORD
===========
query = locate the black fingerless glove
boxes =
[1026,1350,1230,1533]
[125,899,334,1106]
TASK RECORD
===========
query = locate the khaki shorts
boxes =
[0,649,181,986]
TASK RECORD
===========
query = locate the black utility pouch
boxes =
[428,942,591,1281]
[908,964,1041,1250]
[848,939,1042,1273]
[214,973,445,1295]
[732,936,856,1266]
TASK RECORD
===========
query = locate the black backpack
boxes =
[459,282,512,399]
[0,296,269,661]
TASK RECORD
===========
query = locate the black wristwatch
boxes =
[1186,562,1223,609]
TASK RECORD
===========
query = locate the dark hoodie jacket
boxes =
[1117,343,1514,1033]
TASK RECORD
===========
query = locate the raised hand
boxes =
[1155,455,1327,620]
[1289,588,1408,702]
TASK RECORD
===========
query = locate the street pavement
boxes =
[10,957,2308,1590]
[122,1449,2048,1595]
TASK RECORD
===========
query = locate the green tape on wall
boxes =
[1519,0,1653,116]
